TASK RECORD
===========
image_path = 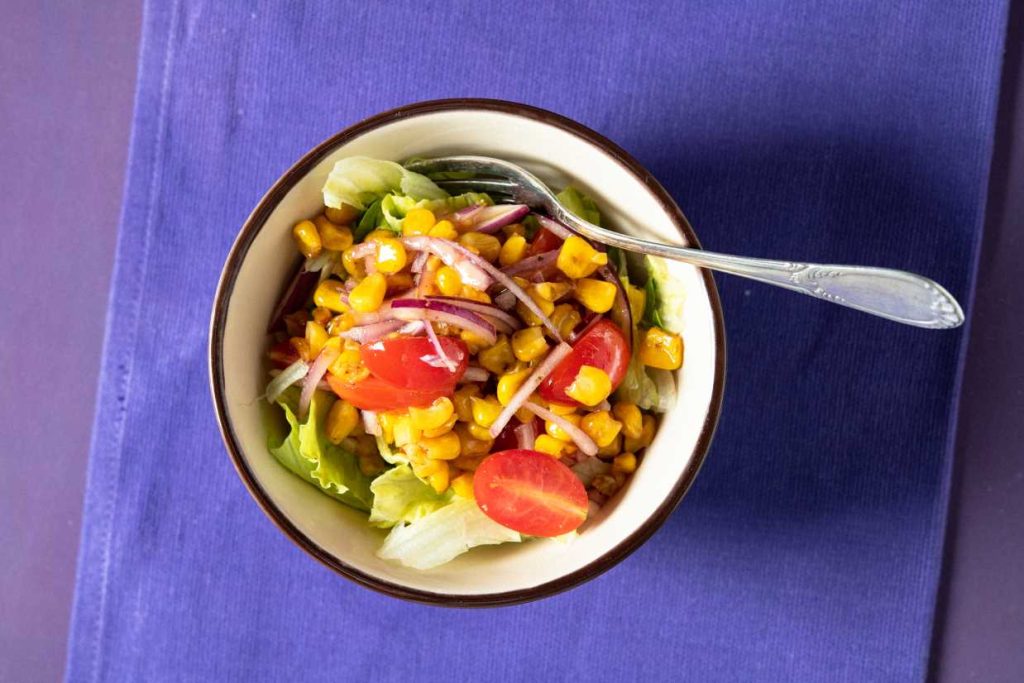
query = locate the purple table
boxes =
[0,3,1020,681]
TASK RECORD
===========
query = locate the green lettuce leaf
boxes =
[268,389,374,511]
[380,192,492,232]
[377,498,521,570]
[322,156,447,211]
[556,186,602,226]
[643,255,686,332]
[368,465,451,528]
[353,198,384,241]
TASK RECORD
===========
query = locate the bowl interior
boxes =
[214,105,722,600]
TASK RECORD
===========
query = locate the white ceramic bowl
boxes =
[210,99,725,605]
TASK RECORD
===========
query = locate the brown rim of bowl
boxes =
[209,98,727,607]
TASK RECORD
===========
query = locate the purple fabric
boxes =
[65,1,1008,681]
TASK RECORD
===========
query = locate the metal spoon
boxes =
[406,155,964,329]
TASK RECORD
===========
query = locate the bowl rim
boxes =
[209,98,727,607]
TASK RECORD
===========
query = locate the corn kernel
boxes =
[358,450,388,477]
[612,452,637,474]
[328,338,363,378]
[581,410,623,448]
[566,365,613,406]
[305,321,329,358]
[516,287,556,326]
[455,424,492,458]
[535,434,567,458]
[311,306,332,326]
[282,310,308,338]
[451,472,475,499]
[377,412,397,444]
[467,422,493,441]
[592,473,622,497]
[428,462,451,493]
[545,412,581,442]
[625,414,657,452]
[597,433,622,458]
[556,235,607,279]
[422,413,458,438]
[409,397,455,431]
[574,278,618,313]
[349,273,387,312]
[290,336,313,362]
[422,431,462,460]
[392,415,422,448]
[533,281,573,302]
[292,220,322,258]
[427,219,458,240]
[316,217,354,251]
[470,396,502,428]
[459,285,492,303]
[477,335,516,374]
[612,402,643,440]
[341,248,366,279]
[497,368,532,406]
[510,327,549,362]
[312,279,348,313]
[325,399,359,444]
[453,385,481,422]
[515,405,536,424]
[327,312,355,335]
[374,237,407,274]
[325,204,360,225]
[363,228,394,243]
[460,328,493,353]
[502,222,526,238]
[452,454,485,471]
[403,208,436,235]
[547,401,578,416]
[458,232,502,262]
[550,303,582,339]
[640,326,684,370]
[498,234,528,266]
[435,266,463,296]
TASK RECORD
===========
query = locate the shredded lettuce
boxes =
[556,186,602,226]
[376,498,521,570]
[380,192,492,232]
[368,465,451,528]
[643,255,686,332]
[268,389,374,511]
[322,156,447,211]
[353,198,384,241]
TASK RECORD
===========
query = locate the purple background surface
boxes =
[0,2,1019,681]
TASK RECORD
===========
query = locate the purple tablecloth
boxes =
[66,1,1009,681]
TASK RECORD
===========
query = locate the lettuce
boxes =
[556,185,602,226]
[268,389,374,511]
[377,499,521,570]
[322,156,447,211]
[380,192,492,232]
[353,198,384,241]
[368,465,451,528]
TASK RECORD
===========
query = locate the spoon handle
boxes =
[555,209,964,329]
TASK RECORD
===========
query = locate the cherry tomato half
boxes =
[538,319,630,406]
[325,373,450,411]
[473,449,589,537]
[361,336,469,392]
[528,227,563,256]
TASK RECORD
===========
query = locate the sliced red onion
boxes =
[425,321,456,371]
[569,312,601,344]
[363,255,377,275]
[344,277,358,291]
[461,365,489,383]
[426,296,520,333]
[401,236,491,290]
[268,266,319,332]
[398,321,425,335]
[488,342,573,438]
[298,347,338,419]
[454,204,484,222]
[597,265,632,348]
[362,410,381,436]
[523,401,598,456]
[471,204,529,234]
[339,319,406,343]
[535,215,575,240]
[514,420,537,450]
[596,399,611,412]
[500,250,559,278]
[346,241,376,259]
[411,251,429,274]
[265,359,309,404]
[390,298,497,345]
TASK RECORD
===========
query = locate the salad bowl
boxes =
[209,98,726,605]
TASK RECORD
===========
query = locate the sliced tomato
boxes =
[538,319,630,406]
[267,340,299,370]
[474,449,589,537]
[361,336,469,392]
[325,373,449,411]
[528,227,563,256]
